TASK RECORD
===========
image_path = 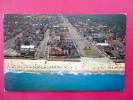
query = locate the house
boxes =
[53,25,59,28]
[49,47,62,54]
[24,50,35,58]
[69,45,77,54]
[50,48,60,54]
[105,39,112,44]
[112,45,125,52]
[110,41,125,53]
[63,47,70,54]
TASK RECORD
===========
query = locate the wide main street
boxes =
[60,15,105,57]
[36,29,50,57]
[60,15,87,57]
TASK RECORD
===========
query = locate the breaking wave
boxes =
[68,71,78,75]
[4,70,124,75]
[117,73,124,75]
[26,72,42,75]
[4,70,42,75]
[57,71,64,75]
[82,73,93,75]
[4,70,24,74]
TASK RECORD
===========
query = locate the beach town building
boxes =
[96,43,109,46]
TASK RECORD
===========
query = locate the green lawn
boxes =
[110,50,120,57]
[83,49,98,56]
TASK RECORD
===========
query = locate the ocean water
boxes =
[4,70,124,91]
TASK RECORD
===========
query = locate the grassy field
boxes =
[110,50,120,57]
[83,49,98,56]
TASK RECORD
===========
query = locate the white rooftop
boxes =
[96,43,109,46]
[21,45,34,49]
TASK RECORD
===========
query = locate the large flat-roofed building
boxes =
[96,43,109,46]
[20,45,35,51]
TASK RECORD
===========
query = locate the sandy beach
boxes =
[4,58,125,74]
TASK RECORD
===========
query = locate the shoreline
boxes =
[4,69,125,74]
[4,59,125,74]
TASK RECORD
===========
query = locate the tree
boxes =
[47,42,50,45]
[24,40,30,45]
[85,46,87,50]
[83,34,86,37]
[57,42,61,47]
[62,44,66,48]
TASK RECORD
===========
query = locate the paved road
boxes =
[37,29,50,57]
[60,15,104,57]
[112,40,125,48]
[4,33,23,50]
[60,15,87,56]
